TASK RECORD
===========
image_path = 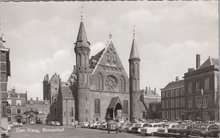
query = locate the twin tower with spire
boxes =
[74,19,142,122]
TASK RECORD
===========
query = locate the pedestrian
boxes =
[107,120,110,134]
[72,120,75,128]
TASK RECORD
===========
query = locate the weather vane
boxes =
[80,5,84,21]
[133,25,136,38]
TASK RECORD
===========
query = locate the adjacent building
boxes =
[0,34,10,120]
[140,87,161,119]
[6,88,27,123]
[161,77,185,121]
[25,98,50,124]
[184,54,219,121]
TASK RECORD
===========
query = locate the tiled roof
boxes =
[162,80,184,90]
[89,48,105,71]
[198,57,219,69]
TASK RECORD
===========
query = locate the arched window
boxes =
[120,76,126,92]
[94,99,101,115]
[98,74,103,90]
[123,100,128,114]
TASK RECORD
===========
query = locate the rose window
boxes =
[105,76,117,90]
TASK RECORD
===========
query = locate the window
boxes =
[123,100,128,114]
[7,100,11,105]
[152,105,156,111]
[167,100,170,108]
[171,99,175,108]
[176,98,179,108]
[1,73,7,82]
[70,107,74,117]
[98,74,103,90]
[8,117,11,122]
[16,100,21,106]
[181,88,185,95]
[162,100,166,109]
[176,89,179,96]
[171,90,175,97]
[120,76,126,92]
[17,109,21,114]
[195,96,201,108]
[188,97,193,109]
[94,99,100,114]
[167,91,170,97]
[7,108,11,114]
[204,78,210,90]
[196,81,200,91]
[181,97,185,107]
[188,82,193,93]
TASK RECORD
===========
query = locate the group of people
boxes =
[71,120,78,128]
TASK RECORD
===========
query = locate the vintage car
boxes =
[140,122,163,136]
[124,123,136,132]
[167,123,193,137]
[155,122,179,137]
[188,123,219,138]
[131,122,148,133]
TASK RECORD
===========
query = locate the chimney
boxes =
[176,76,179,81]
[36,97,39,101]
[154,88,156,94]
[196,54,200,69]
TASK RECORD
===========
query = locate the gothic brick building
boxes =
[44,19,146,124]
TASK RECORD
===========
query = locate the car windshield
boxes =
[135,124,142,127]
[194,124,208,130]
[147,124,152,127]
[177,124,188,129]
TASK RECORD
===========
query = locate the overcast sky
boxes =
[0,1,218,100]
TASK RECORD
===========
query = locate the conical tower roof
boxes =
[75,21,90,47]
[129,37,139,59]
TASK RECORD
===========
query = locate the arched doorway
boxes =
[106,97,123,120]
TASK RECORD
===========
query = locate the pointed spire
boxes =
[75,21,90,48]
[129,25,139,59]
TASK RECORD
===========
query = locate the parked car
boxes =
[155,122,179,137]
[140,122,163,136]
[30,121,35,125]
[1,127,9,138]
[188,123,219,138]
[54,121,61,126]
[203,130,220,138]
[90,121,101,129]
[12,122,19,127]
[167,123,193,137]
[131,122,148,133]
[124,123,136,132]
[81,122,89,128]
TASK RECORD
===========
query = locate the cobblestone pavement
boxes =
[9,124,161,138]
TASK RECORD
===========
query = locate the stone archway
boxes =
[106,97,123,120]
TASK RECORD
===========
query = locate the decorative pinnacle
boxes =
[133,25,136,38]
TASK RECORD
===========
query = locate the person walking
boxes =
[72,120,75,128]
[107,120,110,134]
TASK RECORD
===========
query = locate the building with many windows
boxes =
[6,88,27,123]
[161,77,185,121]
[184,54,219,121]
[0,34,10,121]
